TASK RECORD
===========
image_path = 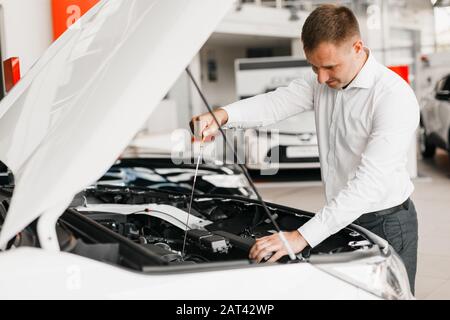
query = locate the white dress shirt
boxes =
[222,51,420,248]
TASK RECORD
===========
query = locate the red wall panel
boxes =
[4,57,21,92]
[388,65,410,84]
[51,0,99,40]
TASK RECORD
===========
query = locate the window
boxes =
[436,75,450,92]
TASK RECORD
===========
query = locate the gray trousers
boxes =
[354,199,418,295]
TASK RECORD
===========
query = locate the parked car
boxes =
[234,57,320,171]
[420,74,450,158]
[0,0,412,299]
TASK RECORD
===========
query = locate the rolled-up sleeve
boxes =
[298,85,420,248]
[222,71,316,129]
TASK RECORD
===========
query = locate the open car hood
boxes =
[0,0,234,248]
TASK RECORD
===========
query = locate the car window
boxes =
[437,75,450,92]
[443,76,450,91]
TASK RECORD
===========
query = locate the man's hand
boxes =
[190,108,229,141]
[249,230,309,263]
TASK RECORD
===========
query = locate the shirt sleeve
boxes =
[298,84,420,248]
[222,71,316,129]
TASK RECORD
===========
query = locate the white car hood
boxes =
[0,0,233,248]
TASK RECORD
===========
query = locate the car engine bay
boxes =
[0,176,376,272]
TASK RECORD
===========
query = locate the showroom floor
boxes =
[256,150,450,300]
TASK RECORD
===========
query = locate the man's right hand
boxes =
[190,108,229,141]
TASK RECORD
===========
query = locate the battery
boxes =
[187,229,230,254]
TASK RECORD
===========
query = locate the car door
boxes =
[436,76,450,146]
[422,75,450,145]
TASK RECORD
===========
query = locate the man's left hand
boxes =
[249,230,309,263]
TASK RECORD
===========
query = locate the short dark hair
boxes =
[301,4,361,52]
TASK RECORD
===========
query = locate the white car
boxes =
[0,0,412,300]
[245,128,320,174]
[420,74,450,158]
[234,57,320,171]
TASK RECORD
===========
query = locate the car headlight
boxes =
[316,247,414,300]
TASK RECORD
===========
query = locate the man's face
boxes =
[305,39,363,89]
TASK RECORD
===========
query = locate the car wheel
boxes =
[419,118,436,158]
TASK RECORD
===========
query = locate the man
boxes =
[191,4,419,293]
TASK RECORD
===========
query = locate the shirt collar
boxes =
[344,48,377,90]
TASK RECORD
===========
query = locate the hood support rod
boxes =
[185,68,296,261]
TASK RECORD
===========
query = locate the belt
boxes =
[363,198,410,217]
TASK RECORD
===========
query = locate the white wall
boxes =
[388,2,436,55]
[435,7,450,51]
[199,44,247,109]
[198,4,305,110]
[0,0,52,76]
[291,38,305,58]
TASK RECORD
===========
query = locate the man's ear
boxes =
[353,39,364,54]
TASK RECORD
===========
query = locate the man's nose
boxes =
[317,69,330,84]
